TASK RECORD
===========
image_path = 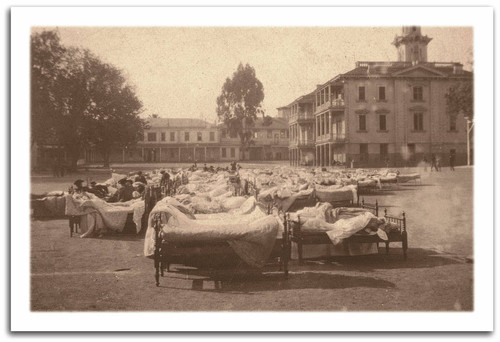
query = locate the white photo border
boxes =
[11,6,494,332]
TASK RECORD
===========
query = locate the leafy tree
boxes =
[445,82,473,119]
[31,31,89,170]
[262,115,273,127]
[31,29,146,170]
[216,63,264,160]
[31,30,66,148]
[83,52,146,167]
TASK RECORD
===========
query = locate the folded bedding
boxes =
[314,184,357,204]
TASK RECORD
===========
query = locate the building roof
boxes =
[254,116,288,130]
[147,118,215,128]
[217,116,288,130]
[341,61,473,78]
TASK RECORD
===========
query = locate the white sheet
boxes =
[143,198,279,268]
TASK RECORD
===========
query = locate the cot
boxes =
[288,200,408,263]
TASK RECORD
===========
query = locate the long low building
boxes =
[83,117,289,164]
[283,26,473,168]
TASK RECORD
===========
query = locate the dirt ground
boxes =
[30,163,473,311]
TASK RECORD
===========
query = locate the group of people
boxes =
[70,170,150,203]
[422,153,456,172]
[52,157,66,178]
[187,161,242,173]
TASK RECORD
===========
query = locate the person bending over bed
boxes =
[134,171,147,184]
[107,178,134,203]
[72,179,92,200]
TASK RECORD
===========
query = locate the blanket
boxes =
[65,194,145,236]
[314,184,357,204]
[143,198,279,268]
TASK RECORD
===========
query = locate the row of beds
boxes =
[150,175,408,286]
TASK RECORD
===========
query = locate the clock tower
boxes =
[392,26,432,63]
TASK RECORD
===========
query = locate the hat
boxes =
[90,181,97,185]
[74,179,84,186]
[118,178,128,185]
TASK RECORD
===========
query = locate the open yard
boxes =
[30,163,473,311]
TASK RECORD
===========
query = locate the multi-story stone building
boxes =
[287,92,316,166]
[219,117,289,161]
[285,26,472,167]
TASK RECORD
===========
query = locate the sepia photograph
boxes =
[10,5,494,332]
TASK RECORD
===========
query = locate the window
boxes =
[161,132,166,141]
[267,129,272,138]
[230,148,235,158]
[221,130,227,139]
[380,143,388,160]
[222,148,227,158]
[184,132,190,141]
[413,112,424,131]
[197,132,202,141]
[449,115,457,131]
[360,143,368,161]
[170,151,175,159]
[229,130,237,138]
[358,115,367,131]
[378,86,386,101]
[210,131,215,141]
[379,114,387,131]
[170,132,175,141]
[358,86,366,101]
[280,130,286,138]
[413,86,423,101]
[147,132,157,142]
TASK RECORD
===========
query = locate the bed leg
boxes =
[154,257,160,287]
[402,231,408,260]
[298,241,303,265]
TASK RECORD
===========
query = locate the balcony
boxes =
[331,99,345,108]
[330,132,346,142]
[315,98,345,114]
[316,132,346,143]
[297,139,315,147]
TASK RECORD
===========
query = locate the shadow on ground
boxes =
[157,270,395,294]
[291,247,469,272]
[152,247,466,293]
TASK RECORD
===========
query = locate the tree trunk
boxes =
[102,152,110,168]
[99,145,111,168]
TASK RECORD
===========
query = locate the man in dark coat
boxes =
[135,171,147,184]
[118,179,134,202]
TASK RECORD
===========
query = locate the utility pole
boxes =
[464,116,474,166]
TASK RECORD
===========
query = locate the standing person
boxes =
[449,153,455,171]
[385,158,390,169]
[350,159,354,169]
[118,179,135,202]
[52,157,59,177]
[436,155,441,172]
[430,154,437,172]
[135,171,147,184]
[423,156,428,172]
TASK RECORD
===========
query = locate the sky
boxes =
[34,26,473,123]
